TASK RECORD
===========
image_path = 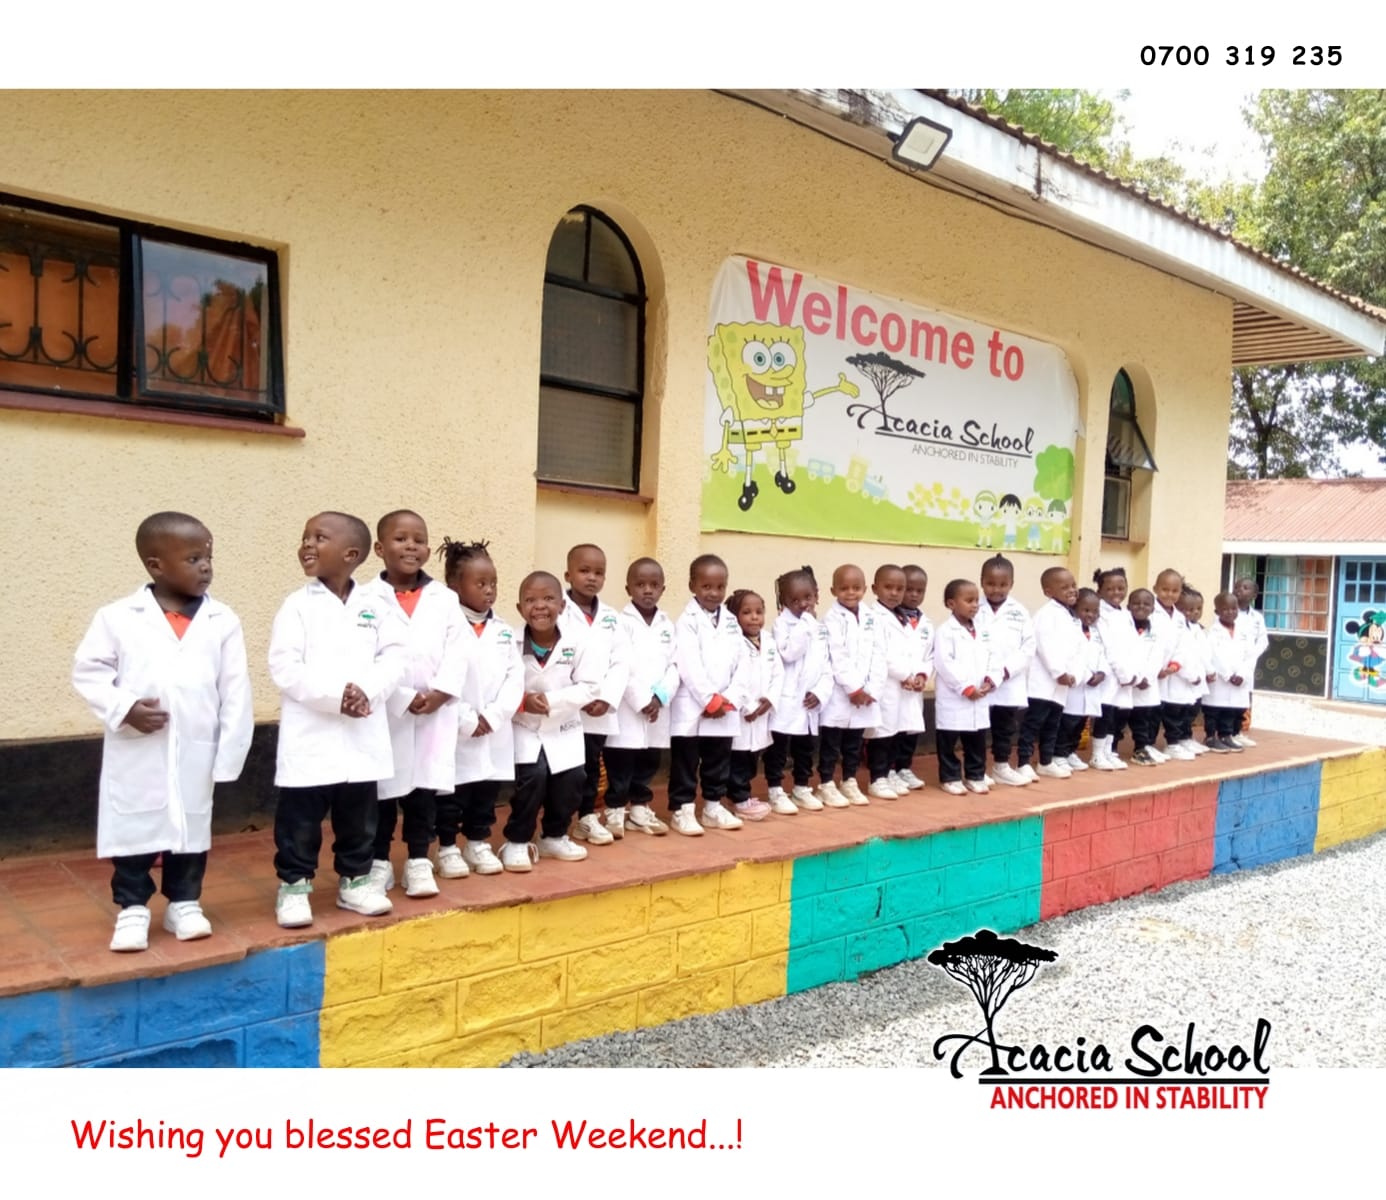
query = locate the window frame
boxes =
[536,205,646,493]
[0,191,286,423]
[1230,553,1332,634]
[1101,368,1157,541]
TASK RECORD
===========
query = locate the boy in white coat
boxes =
[1016,567,1084,780]
[1232,577,1269,747]
[932,579,995,795]
[73,512,253,952]
[1205,592,1257,752]
[817,563,888,807]
[1127,589,1167,766]
[603,558,677,838]
[1055,589,1108,770]
[864,565,928,799]
[767,568,831,813]
[975,554,1034,787]
[726,589,785,819]
[1153,568,1202,761]
[361,510,466,900]
[269,512,408,928]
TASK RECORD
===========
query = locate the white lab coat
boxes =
[1026,599,1085,706]
[869,608,933,738]
[268,579,408,788]
[454,612,524,785]
[932,614,993,732]
[73,587,253,859]
[769,609,831,736]
[512,619,603,774]
[608,604,679,751]
[820,600,888,728]
[562,595,629,738]
[1207,621,1257,709]
[1130,622,1164,710]
[731,634,784,752]
[358,575,465,799]
[671,599,745,738]
[1063,627,1108,718]
[1095,600,1140,709]
[1155,607,1204,705]
[976,596,1034,707]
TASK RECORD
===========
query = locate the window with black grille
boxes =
[1101,368,1156,540]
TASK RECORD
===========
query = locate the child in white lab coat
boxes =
[1127,589,1167,767]
[1090,566,1138,771]
[865,565,930,799]
[73,511,253,952]
[1153,567,1202,761]
[888,564,934,790]
[1017,567,1084,780]
[360,509,466,900]
[932,579,995,795]
[817,563,888,807]
[726,589,784,820]
[268,511,408,928]
[975,554,1034,787]
[767,568,830,813]
[1232,576,1269,747]
[603,558,677,838]
[1055,588,1108,771]
[1205,591,1257,753]
[1178,586,1213,755]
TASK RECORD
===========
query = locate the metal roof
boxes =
[721,89,1386,368]
[1225,478,1386,549]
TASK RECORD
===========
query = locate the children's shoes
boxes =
[767,787,798,816]
[110,904,151,952]
[367,858,395,893]
[627,804,669,835]
[670,808,704,837]
[163,900,212,941]
[276,880,314,928]
[338,874,393,916]
[462,840,504,875]
[403,858,439,898]
[573,813,614,845]
[499,842,539,872]
[437,844,471,878]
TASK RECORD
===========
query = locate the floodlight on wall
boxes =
[892,116,953,171]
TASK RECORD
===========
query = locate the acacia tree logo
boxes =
[928,929,1057,1078]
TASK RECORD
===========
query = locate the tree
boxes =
[951,90,1125,170]
[846,350,925,429]
[1033,444,1074,502]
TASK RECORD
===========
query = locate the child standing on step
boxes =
[1232,577,1269,747]
[1091,566,1137,771]
[865,564,929,799]
[1017,567,1084,781]
[817,563,887,807]
[767,568,830,814]
[888,565,934,791]
[1055,588,1107,771]
[975,554,1034,788]
[932,579,995,795]
[727,588,784,820]
[1127,589,1166,767]
[1205,591,1256,753]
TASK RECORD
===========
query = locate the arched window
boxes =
[1102,368,1156,540]
[537,207,645,491]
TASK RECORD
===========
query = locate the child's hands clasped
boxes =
[803,692,820,710]
[582,699,611,717]
[849,688,874,707]
[523,692,550,716]
[341,683,371,718]
[471,714,494,737]
[123,697,169,734]
[640,696,663,722]
[1057,673,1076,687]
[1087,671,1105,688]
[408,689,452,715]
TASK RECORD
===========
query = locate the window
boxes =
[1343,558,1386,607]
[537,207,645,491]
[1101,369,1156,540]
[0,195,283,420]
[1243,555,1331,633]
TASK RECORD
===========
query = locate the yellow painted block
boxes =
[364,1020,543,1068]
[567,932,676,1005]
[541,994,640,1051]
[734,954,787,1005]
[519,884,651,962]
[780,860,795,903]
[323,929,384,1006]
[648,872,721,931]
[381,907,520,992]
[458,960,566,1035]
[319,982,456,1067]
[752,904,790,957]
[677,914,752,975]
[638,968,734,1028]
[718,861,785,915]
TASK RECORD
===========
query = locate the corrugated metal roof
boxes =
[1225,478,1386,543]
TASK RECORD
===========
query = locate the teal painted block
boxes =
[87,1032,243,1068]
[788,897,815,948]
[866,835,933,880]
[822,845,871,891]
[1006,849,1044,891]
[974,820,1019,857]
[930,827,977,868]
[812,883,884,939]
[972,889,1040,936]
[881,869,944,923]
[943,857,1010,907]
[790,853,827,898]
[0,981,141,1067]
[912,908,975,955]
[137,949,290,1047]
[245,1013,319,1067]
[845,925,910,977]
[786,939,845,993]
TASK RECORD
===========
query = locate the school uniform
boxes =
[1184,621,1212,738]
[866,604,932,781]
[268,579,408,883]
[766,609,831,789]
[1155,604,1203,744]
[818,600,888,785]
[976,596,1034,767]
[1129,620,1164,750]
[1018,599,1085,767]
[510,618,603,843]
[73,586,254,907]
[932,613,993,782]
[728,632,784,803]
[442,607,523,846]
[562,594,630,819]
[1205,620,1258,739]
[669,599,745,810]
[1236,606,1270,729]
[604,604,679,810]
[1056,625,1108,759]
[1093,600,1140,751]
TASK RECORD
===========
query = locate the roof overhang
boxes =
[721,89,1386,368]
[1224,541,1382,556]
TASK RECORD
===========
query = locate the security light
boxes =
[892,116,953,171]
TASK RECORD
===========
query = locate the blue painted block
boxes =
[845,925,910,977]
[913,907,977,954]
[283,942,326,1014]
[986,888,1041,934]
[788,897,815,948]
[943,857,1010,907]
[1212,835,1233,873]
[881,870,943,923]
[244,1013,319,1067]
[974,820,1019,857]
[1014,817,1044,850]
[866,835,932,881]
[822,845,871,891]
[87,1031,243,1068]
[0,980,142,1067]
[786,939,845,993]
[1007,847,1045,891]
[813,883,885,939]
[790,853,827,899]
[136,949,289,1047]
[1230,828,1259,865]
[1219,777,1242,805]
[930,827,977,868]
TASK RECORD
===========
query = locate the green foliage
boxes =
[1033,445,1074,502]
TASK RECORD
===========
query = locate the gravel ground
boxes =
[507,830,1386,1070]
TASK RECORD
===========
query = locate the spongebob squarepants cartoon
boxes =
[708,322,859,511]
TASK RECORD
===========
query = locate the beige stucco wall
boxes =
[2,90,1232,741]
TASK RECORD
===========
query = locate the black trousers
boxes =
[667,736,732,810]
[1161,702,1195,744]
[436,780,501,845]
[728,748,766,803]
[1017,698,1064,766]
[577,732,607,818]
[506,751,582,842]
[1203,705,1245,738]
[373,788,436,860]
[866,735,893,781]
[892,730,919,773]
[111,851,207,908]
[988,705,1024,764]
[936,729,987,783]
[1130,706,1161,750]
[1093,703,1131,746]
[1055,712,1089,760]
[764,731,815,789]
[274,781,377,883]
[818,726,865,782]
[603,747,661,809]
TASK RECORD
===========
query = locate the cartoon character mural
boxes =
[1023,496,1047,551]
[707,322,860,511]
[998,493,1022,549]
[972,490,998,548]
[1345,609,1386,689]
[1046,499,1068,552]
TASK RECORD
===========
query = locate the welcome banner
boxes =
[701,257,1082,553]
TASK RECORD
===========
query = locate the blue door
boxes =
[1333,557,1386,704]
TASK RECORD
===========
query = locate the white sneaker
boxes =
[338,874,393,916]
[275,880,313,928]
[670,807,704,837]
[1235,733,1257,747]
[536,835,589,861]
[1036,761,1072,779]
[1183,738,1209,756]
[1018,763,1040,783]
[767,787,798,815]
[897,768,926,790]
[868,777,900,800]
[403,857,440,898]
[886,770,909,793]
[792,785,824,811]
[110,905,151,952]
[1065,753,1090,772]
[733,798,771,822]
[941,780,967,795]
[963,778,991,794]
[817,781,849,808]
[1091,750,1119,771]
[993,763,1030,787]
[500,841,539,872]
[462,841,503,875]
[839,778,870,806]
[1147,745,1170,763]
[700,801,745,830]
[1108,752,1129,770]
[627,804,669,836]
[1164,743,1196,761]
[367,858,395,893]
[983,774,996,787]
[437,844,471,879]
[573,813,614,845]
[603,808,626,839]
[162,900,212,941]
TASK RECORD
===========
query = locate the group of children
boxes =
[73,509,1269,952]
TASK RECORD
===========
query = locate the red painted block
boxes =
[1040,878,1066,921]
[1192,781,1220,810]
[1191,836,1215,877]
[1105,799,1132,829]
[1071,803,1109,839]
[1150,791,1170,819]
[1178,807,1216,845]
[1167,786,1195,814]
[1067,867,1116,911]
[1159,843,1201,885]
[1052,837,1091,879]
[1114,855,1160,899]
[1089,826,1136,870]
[1041,844,1054,883]
[1132,818,1171,858]
[1044,808,1073,844]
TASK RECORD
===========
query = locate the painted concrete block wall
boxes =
[1315,748,1386,851]
[1213,763,1321,873]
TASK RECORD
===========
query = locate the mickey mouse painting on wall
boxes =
[1345,608,1386,689]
